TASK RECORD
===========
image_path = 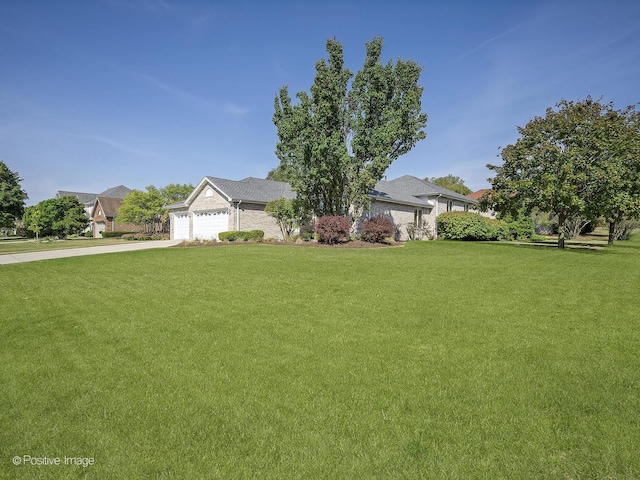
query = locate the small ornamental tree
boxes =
[265,197,298,238]
[315,215,350,244]
[361,215,395,243]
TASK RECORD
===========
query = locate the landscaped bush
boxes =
[436,212,501,241]
[361,215,395,243]
[84,231,93,238]
[218,231,238,241]
[218,230,265,242]
[315,215,351,244]
[121,233,167,241]
[245,230,265,241]
[101,231,136,238]
[498,213,535,240]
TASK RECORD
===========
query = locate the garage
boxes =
[192,211,229,240]
[173,214,190,240]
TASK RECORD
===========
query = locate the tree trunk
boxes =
[557,213,566,249]
[608,221,616,245]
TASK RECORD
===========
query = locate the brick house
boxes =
[167,175,480,241]
[90,196,142,238]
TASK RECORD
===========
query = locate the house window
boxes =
[413,209,423,226]
[464,204,469,212]
[447,201,453,212]
[205,188,214,197]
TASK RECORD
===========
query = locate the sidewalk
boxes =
[0,240,183,265]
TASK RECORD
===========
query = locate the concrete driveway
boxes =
[0,239,183,265]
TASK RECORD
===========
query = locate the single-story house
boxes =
[167,175,480,241]
[90,196,141,238]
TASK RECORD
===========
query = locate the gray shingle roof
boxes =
[387,175,477,203]
[56,191,99,204]
[56,185,131,206]
[93,196,124,218]
[369,180,434,207]
[99,185,132,198]
[205,176,295,203]
[169,174,476,211]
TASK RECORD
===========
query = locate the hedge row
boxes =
[122,233,168,241]
[436,212,535,241]
[101,231,136,238]
[218,230,264,241]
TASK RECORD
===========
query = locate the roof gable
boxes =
[178,176,296,208]
[92,196,124,218]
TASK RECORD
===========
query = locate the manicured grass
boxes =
[0,238,125,255]
[1,237,639,478]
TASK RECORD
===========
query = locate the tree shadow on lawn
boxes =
[486,240,606,253]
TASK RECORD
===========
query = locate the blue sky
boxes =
[1,0,639,205]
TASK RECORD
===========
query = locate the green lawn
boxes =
[1,237,639,478]
[0,238,125,255]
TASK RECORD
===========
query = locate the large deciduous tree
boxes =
[117,184,193,232]
[584,104,640,244]
[272,37,427,219]
[0,161,28,231]
[23,196,88,238]
[486,97,640,248]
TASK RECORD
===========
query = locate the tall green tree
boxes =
[429,175,472,195]
[22,196,88,238]
[486,97,640,248]
[0,161,28,231]
[117,183,193,231]
[272,37,427,219]
[583,103,640,244]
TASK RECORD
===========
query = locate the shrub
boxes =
[101,231,135,238]
[245,230,265,241]
[502,214,535,240]
[218,230,265,242]
[122,233,160,241]
[84,231,93,238]
[436,212,501,241]
[218,231,238,241]
[361,216,395,243]
[315,216,350,245]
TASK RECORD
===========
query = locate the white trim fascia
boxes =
[184,177,233,206]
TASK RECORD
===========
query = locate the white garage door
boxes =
[193,211,229,240]
[173,214,190,240]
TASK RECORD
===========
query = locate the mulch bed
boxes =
[177,239,402,249]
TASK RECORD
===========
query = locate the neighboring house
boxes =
[167,175,479,241]
[56,186,132,233]
[467,189,497,218]
[90,196,142,238]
